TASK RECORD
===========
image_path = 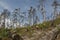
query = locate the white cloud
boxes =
[0,1,12,11]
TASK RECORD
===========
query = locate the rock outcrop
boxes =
[23,25,60,40]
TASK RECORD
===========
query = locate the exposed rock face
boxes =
[39,27,60,40]
[55,33,60,40]
[13,34,23,40]
[23,26,60,40]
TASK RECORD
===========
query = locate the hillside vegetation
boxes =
[0,18,60,40]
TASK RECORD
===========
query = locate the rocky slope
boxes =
[22,25,60,40]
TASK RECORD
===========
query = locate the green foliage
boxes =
[54,18,60,25]
[15,27,34,37]
[0,28,8,37]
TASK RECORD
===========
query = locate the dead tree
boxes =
[1,9,10,28]
[38,0,46,22]
[12,8,20,28]
[28,7,33,26]
[52,0,60,19]
[34,16,40,25]
[20,12,26,26]
[32,8,39,25]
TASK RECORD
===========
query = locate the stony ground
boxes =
[21,25,60,40]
